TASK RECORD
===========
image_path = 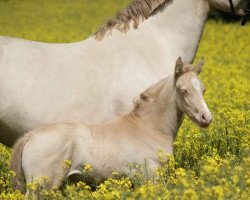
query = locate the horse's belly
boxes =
[0,37,163,147]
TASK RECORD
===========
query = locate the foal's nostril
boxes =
[199,112,212,127]
[202,114,206,120]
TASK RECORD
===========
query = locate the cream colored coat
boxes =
[0,0,246,146]
[11,58,212,192]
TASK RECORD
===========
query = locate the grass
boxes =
[0,0,129,42]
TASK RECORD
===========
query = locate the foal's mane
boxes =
[132,78,167,117]
[94,0,168,40]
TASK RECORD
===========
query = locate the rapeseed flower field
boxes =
[0,0,249,199]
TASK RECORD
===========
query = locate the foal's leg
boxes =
[24,166,67,191]
[23,149,70,194]
[22,127,75,192]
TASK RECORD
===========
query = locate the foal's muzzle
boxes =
[198,112,212,128]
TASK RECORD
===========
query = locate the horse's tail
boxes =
[10,133,30,193]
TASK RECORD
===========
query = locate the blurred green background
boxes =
[0,0,129,42]
[0,0,243,42]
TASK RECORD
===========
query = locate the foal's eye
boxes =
[180,89,188,95]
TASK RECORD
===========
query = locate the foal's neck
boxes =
[131,77,184,139]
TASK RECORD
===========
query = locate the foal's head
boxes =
[131,57,212,128]
[174,57,212,127]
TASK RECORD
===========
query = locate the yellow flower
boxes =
[63,160,72,170]
[83,163,93,174]
[183,189,198,200]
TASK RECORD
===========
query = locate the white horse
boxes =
[0,0,246,146]
[10,57,212,193]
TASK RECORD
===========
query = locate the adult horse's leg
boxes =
[0,122,21,147]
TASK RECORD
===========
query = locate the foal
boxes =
[10,57,212,192]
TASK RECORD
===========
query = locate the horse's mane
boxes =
[94,0,168,40]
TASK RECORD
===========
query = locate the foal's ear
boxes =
[174,57,184,78]
[193,57,204,74]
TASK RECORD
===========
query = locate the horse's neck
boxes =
[149,0,209,62]
[114,0,209,76]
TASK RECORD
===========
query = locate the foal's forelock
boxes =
[94,0,168,40]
